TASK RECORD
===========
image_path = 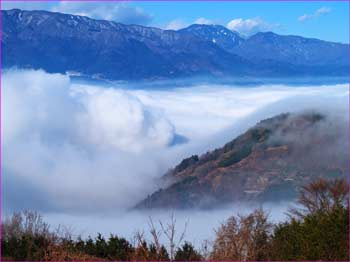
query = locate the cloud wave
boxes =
[2,69,348,216]
[2,70,177,213]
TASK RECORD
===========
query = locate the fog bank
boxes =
[2,69,348,220]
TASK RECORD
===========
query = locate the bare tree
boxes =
[158,213,188,260]
[211,208,272,261]
[133,230,150,260]
[289,178,349,218]
[2,210,54,241]
[199,239,212,260]
[23,210,50,236]
[148,216,162,254]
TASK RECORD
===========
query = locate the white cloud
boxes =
[164,19,188,30]
[2,70,178,213]
[3,69,348,215]
[45,202,290,245]
[194,17,214,25]
[298,14,309,22]
[75,86,174,152]
[316,7,332,15]
[3,2,153,25]
[164,17,215,30]
[132,85,301,139]
[3,70,173,153]
[226,17,275,36]
[298,7,331,22]
[52,2,153,25]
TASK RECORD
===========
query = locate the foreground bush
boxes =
[2,178,349,261]
[175,242,202,261]
[271,178,349,260]
[210,208,272,260]
[271,206,349,260]
[210,178,349,261]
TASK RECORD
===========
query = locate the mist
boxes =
[2,69,348,242]
[43,202,292,248]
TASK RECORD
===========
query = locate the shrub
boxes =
[211,208,272,260]
[175,242,202,261]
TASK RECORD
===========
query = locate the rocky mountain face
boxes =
[179,24,244,53]
[2,9,349,80]
[232,32,349,67]
[136,113,347,209]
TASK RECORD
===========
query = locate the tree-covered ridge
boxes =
[136,112,347,209]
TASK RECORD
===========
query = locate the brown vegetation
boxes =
[2,178,349,261]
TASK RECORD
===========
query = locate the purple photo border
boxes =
[0,0,349,2]
[0,0,3,261]
[0,0,349,261]
[348,0,350,261]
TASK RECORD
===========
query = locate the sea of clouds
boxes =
[2,69,348,242]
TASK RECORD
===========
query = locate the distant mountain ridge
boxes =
[2,9,349,80]
[179,24,245,53]
[136,112,347,209]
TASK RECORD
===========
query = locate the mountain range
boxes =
[136,112,347,209]
[2,9,349,80]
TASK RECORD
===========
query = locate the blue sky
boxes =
[2,1,349,43]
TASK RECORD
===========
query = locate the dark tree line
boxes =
[2,178,349,261]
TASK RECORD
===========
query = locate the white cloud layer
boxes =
[2,69,348,216]
[74,86,174,152]
[2,70,178,213]
[45,202,291,247]
[226,17,276,36]
[3,70,174,153]
[298,7,331,22]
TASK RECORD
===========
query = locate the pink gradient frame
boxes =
[0,0,349,261]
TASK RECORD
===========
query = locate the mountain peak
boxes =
[179,23,244,50]
[183,23,228,30]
